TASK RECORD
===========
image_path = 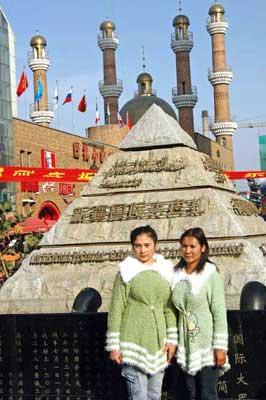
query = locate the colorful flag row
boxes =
[16,70,134,128]
[16,71,87,112]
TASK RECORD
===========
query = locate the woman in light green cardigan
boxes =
[106,225,178,400]
[172,227,230,400]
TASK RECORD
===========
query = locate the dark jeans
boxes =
[185,366,219,400]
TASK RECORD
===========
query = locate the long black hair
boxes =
[176,227,211,273]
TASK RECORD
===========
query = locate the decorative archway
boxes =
[38,201,60,221]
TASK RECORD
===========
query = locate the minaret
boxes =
[98,20,123,124]
[171,3,197,140]
[28,34,53,126]
[207,2,237,165]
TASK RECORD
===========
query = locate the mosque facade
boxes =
[2,2,236,220]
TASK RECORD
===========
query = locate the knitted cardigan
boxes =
[106,254,178,375]
[171,262,230,376]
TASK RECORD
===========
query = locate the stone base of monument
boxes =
[1,236,266,313]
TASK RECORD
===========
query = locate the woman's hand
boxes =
[163,344,177,364]
[214,349,226,366]
[110,350,122,364]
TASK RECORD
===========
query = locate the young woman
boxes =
[172,227,229,400]
[106,225,178,400]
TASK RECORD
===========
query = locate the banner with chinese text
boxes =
[1,166,266,182]
[222,170,266,180]
[0,166,96,182]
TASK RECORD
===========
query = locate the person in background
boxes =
[172,227,230,400]
[106,225,178,400]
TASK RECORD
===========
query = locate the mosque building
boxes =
[2,2,237,220]
[88,1,236,169]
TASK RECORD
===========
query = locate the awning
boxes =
[8,217,56,235]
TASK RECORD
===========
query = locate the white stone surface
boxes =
[1,106,266,313]
[119,104,197,149]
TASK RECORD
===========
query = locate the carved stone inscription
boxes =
[104,156,187,178]
[99,178,142,189]
[70,198,205,224]
[203,156,220,173]
[202,157,228,184]
[215,173,227,184]
[29,243,244,265]
[259,243,266,256]
[231,198,259,216]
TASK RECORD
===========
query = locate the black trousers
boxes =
[185,366,219,400]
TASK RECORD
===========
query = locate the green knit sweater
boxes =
[106,254,178,375]
[171,262,230,376]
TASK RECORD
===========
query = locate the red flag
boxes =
[16,71,29,97]
[127,112,133,130]
[117,112,124,127]
[78,95,86,112]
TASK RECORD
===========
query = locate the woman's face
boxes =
[180,235,206,270]
[132,233,156,265]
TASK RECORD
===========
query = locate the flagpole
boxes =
[72,101,74,133]
[96,97,100,142]
[57,80,60,130]
[71,86,74,133]
[57,100,60,131]
[106,102,111,135]
[23,66,27,120]
[24,83,27,121]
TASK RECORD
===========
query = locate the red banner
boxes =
[0,167,96,183]
[1,166,266,182]
[222,170,266,180]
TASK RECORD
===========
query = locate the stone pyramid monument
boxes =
[1,104,266,313]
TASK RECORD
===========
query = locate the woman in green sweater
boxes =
[106,225,178,400]
[172,227,230,400]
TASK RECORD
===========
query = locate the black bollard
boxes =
[72,287,102,313]
[240,281,266,310]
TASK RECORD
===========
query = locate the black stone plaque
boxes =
[0,311,264,399]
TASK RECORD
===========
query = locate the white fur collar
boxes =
[119,254,173,284]
[172,262,216,295]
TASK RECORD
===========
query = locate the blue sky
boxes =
[2,0,266,182]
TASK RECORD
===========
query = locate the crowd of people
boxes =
[106,225,229,400]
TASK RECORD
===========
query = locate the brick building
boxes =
[13,118,118,220]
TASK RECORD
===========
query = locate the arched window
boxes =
[221,137,227,147]
[182,81,186,94]
[140,82,146,94]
